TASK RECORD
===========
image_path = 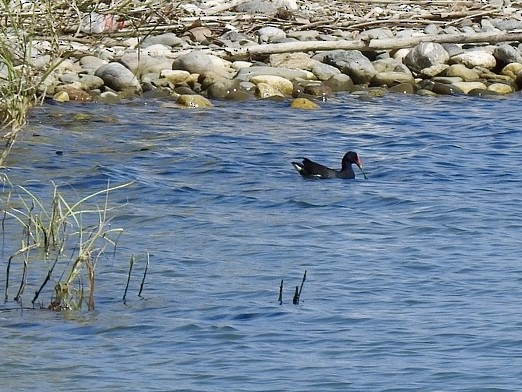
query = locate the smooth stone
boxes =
[392,48,410,62]
[176,94,212,108]
[450,51,496,69]
[231,61,253,71]
[417,88,438,97]
[160,69,191,84]
[79,74,105,90]
[59,72,80,84]
[250,75,293,95]
[269,52,319,71]
[290,97,319,109]
[501,62,522,79]
[79,56,108,70]
[172,51,231,76]
[94,62,142,92]
[372,58,412,75]
[431,82,464,95]
[311,62,341,81]
[445,64,480,81]
[255,82,285,98]
[432,76,463,84]
[206,79,241,99]
[141,32,182,48]
[303,83,332,97]
[286,30,319,41]
[53,91,69,102]
[235,66,315,81]
[371,72,414,87]
[450,81,488,94]
[388,83,415,94]
[323,50,376,84]
[493,43,522,65]
[119,52,173,76]
[420,64,449,78]
[174,85,197,95]
[141,44,175,57]
[404,42,449,73]
[322,73,354,92]
[487,82,514,94]
[358,27,394,40]
[468,88,500,97]
[235,0,278,15]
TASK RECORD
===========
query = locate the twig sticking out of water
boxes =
[123,254,135,304]
[138,252,150,298]
[278,279,283,305]
[292,270,307,305]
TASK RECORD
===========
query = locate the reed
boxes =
[1,174,132,310]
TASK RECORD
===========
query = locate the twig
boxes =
[278,279,283,305]
[123,254,134,303]
[138,252,149,298]
[293,270,307,305]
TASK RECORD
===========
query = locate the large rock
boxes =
[404,42,449,73]
[250,75,294,95]
[445,64,480,81]
[269,52,319,70]
[94,62,141,92]
[257,26,286,43]
[323,50,376,84]
[172,51,231,76]
[371,72,414,87]
[493,44,522,65]
[450,50,496,69]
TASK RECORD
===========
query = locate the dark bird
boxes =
[292,151,367,179]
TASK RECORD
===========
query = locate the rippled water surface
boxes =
[1,93,522,391]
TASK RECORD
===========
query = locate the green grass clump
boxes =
[1,174,132,311]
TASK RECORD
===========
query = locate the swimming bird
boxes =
[292,151,367,179]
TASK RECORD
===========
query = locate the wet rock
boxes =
[53,91,70,102]
[450,50,496,69]
[404,42,449,73]
[323,50,376,84]
[445,64,480,81]
[388,83,415,94]
[303,83,332,97]
[431,82,464,95]
[160,69,191,84]
[250,75,294,95]
[290,97,319,109]
[176,94,213,108]
[94,62,142,92]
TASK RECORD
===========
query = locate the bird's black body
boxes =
[292,151,367,179]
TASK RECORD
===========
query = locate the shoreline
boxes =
[7,1,522,107]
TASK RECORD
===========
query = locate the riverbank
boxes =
[5,0,522,109]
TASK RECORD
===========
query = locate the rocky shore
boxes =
[18,0,522,107]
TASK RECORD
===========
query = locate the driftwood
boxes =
[224,31,522,60]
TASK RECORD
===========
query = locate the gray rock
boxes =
[120,52,173,77]
[94,62,142,92]
[79,55,108,71]
[79,74,105,90]
[493,44,522,65]
[141,33,182,48]
[404,42,449,73]
[172,51,230,76]
[441,44,464,58]
[424,24,440,35]
[371,72,414,87]
[322,73,354,92]
[286,30,319,41]
[311,62,341,81]
[323,50,376,84]
[490,18,522,31]
[358,27,394,40]
[235,0,277,14]
[372,58,412,76]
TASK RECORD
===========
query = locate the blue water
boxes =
[1,93,522,391]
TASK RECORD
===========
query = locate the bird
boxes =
[292,151,367,179]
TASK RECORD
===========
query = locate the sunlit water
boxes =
[1,93,522,391]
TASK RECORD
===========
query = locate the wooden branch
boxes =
[224,30,522,60]
[369,31,522,49]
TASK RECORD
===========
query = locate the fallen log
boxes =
[224,31,522,60]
